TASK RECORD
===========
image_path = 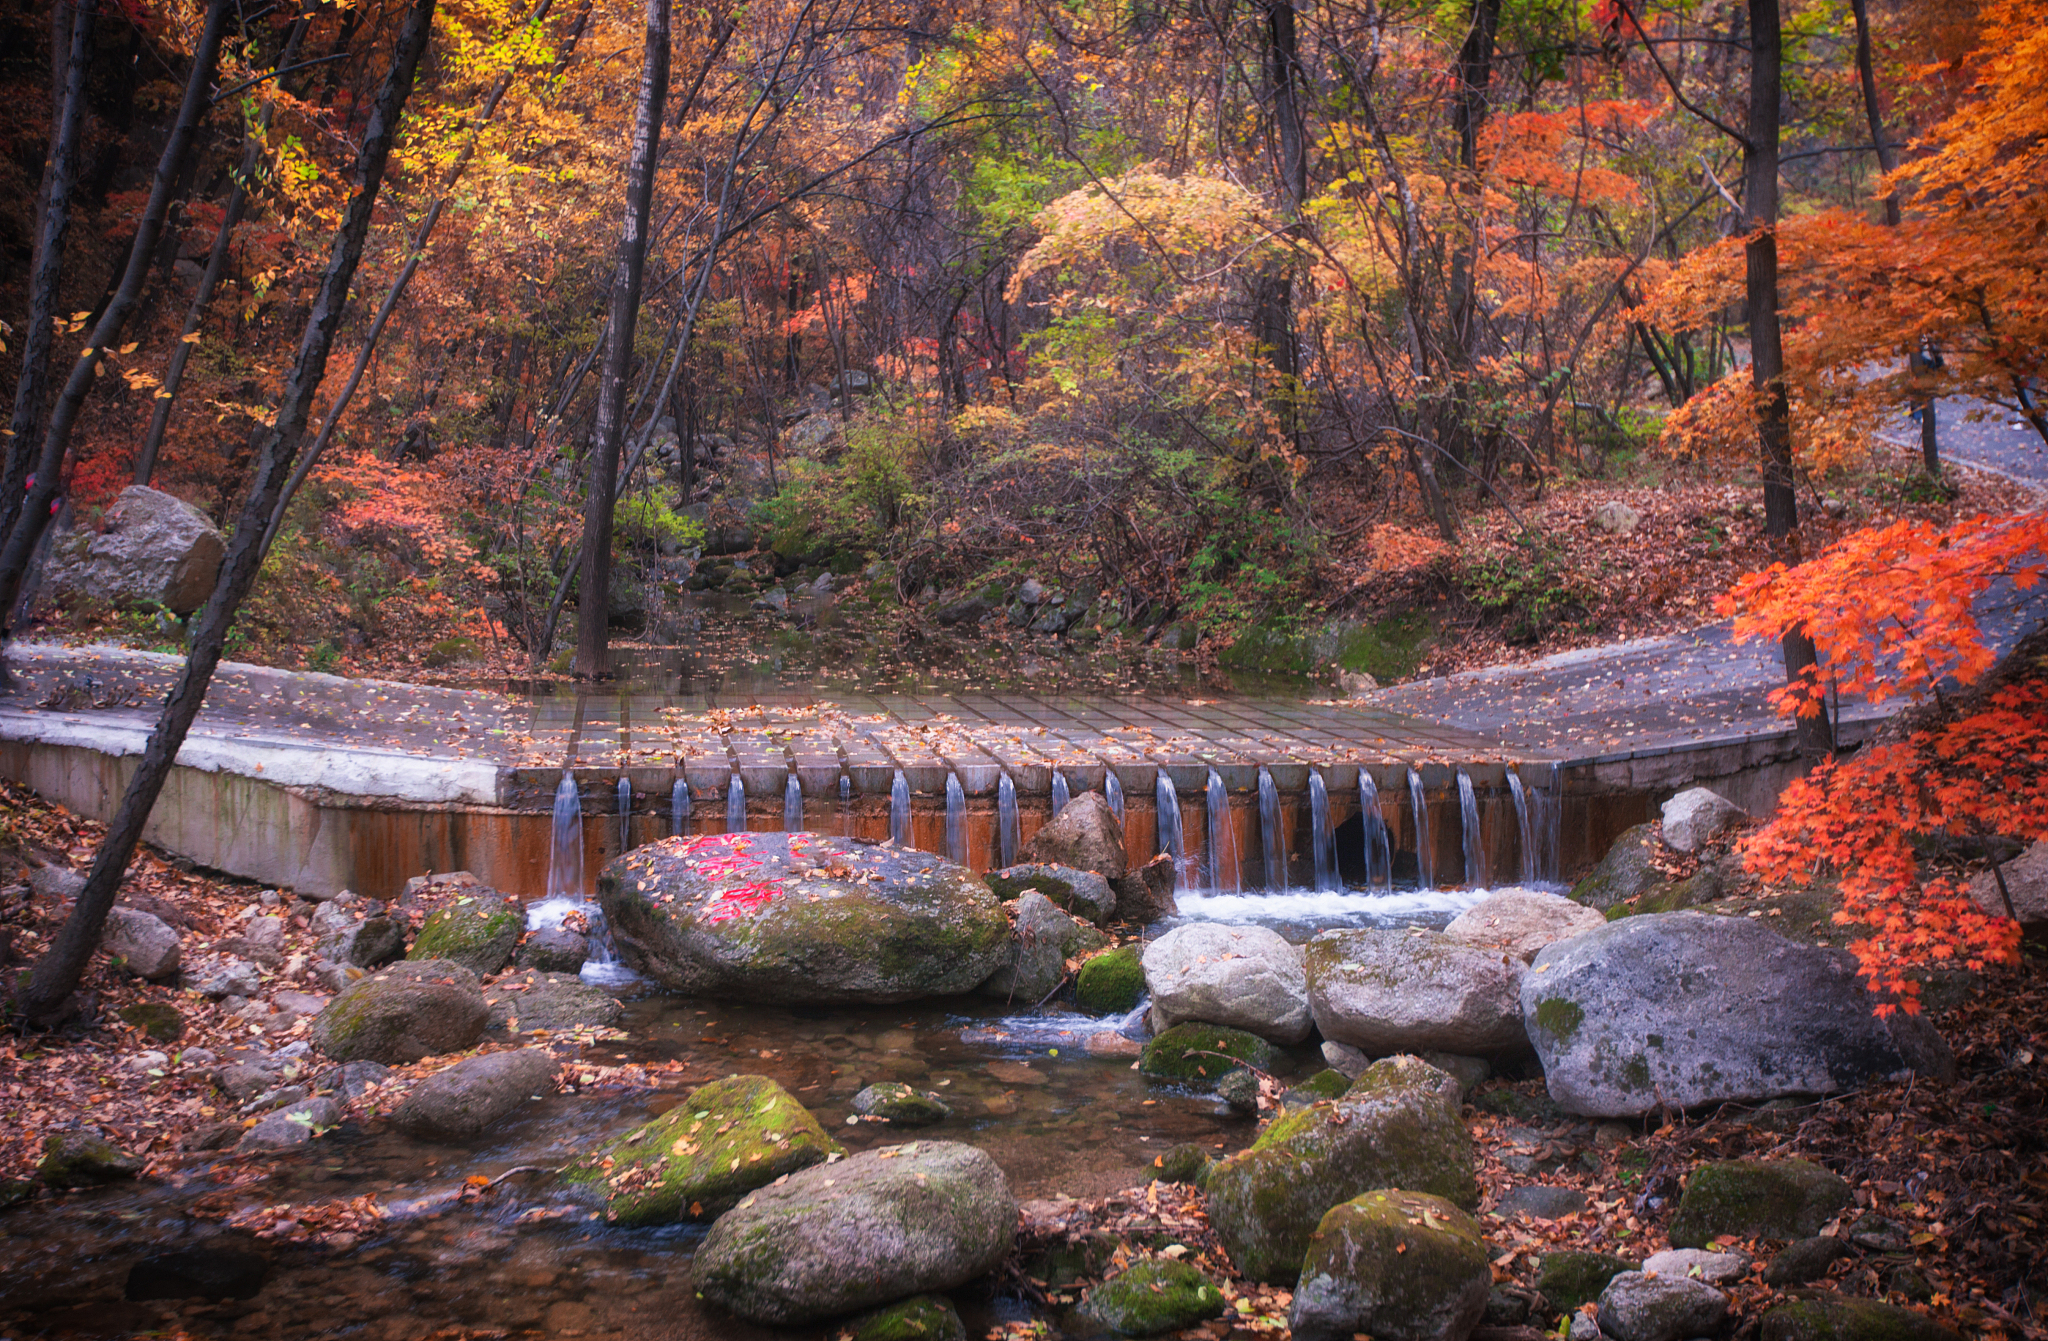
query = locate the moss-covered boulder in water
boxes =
[1204,1056,1480,1282]
[311,960,488,1064]
[1667,1159,1853,1248]
[987,862,1116,924]
[1568,823,1666,911]
[1537,1251,1637,1313]
[1289,1190,1491,1341]
[1145,1142,1214,1186]
[1077,946,1144,1015]
[694,1141,1016,1325]
[845,1295,967,1341]
[1759,1293,1964,1341]
[407,895,521,976]
[1138,1022,1277,1088]
[38,1128,143,1187]
[563,1074,841,1224]
[851,1082,952,1126]
[599,832,1010,1003]
[1084,1259,1226,1337]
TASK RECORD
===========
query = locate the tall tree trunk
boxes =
[12,0,438,1024]
[1447,0,1503,354]
[0,0,232,651]
[135,17,311,486]
[1744,0,1830,756]
[1848,0,1899,226]
[573,0,669,679]
[0,0,96,555]
[1255,0,1305,428]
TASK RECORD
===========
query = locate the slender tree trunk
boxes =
[1255,0,1305,429]
[0,0,96,557]
[573,0,669,678]
[13,0,437,1024]
[136,17,311,486]
[1848,0,1899,226]
[1744,0,1830,755]
[0,0,231,651]
[1447,0,1503,354]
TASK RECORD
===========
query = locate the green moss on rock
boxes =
[845,1295,967,1341]
[38,1128,142,1188]
[1668,1159,1853,1249]
[1076,946,1145,1015]
[408,899,521,976]
[1084,1259,1226,1337]
[1569,823,1665,912]
[1145,1142,1215,1187]
[851,1082,952,1126]
[1534,996,1585,1040]
[1536,1251,1637,1313]
[562,1073,841,1225]
[1290,1190,1492,1341]
[1138,1022,1277,1088]
[1759,1293,1964,1341]
[118,1002,185,1043]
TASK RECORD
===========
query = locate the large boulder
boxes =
[38,1127,143,1187]
[693,1141,1016,1325]
[1567,823,1666,911]
[985,863,1116,924]
[1289,1190,1491,1341]
[1970,839,2048,930]
[1666,1159,1853,1248]
[979,893,1108,1002]
[313,910,406,970]
[1138,1022,1278,1088]
[1443,889,1606,963]
[391,1048,556,1142]
[1204,1056,1480,1282]
[1143,922,1311,1044]
[1085,1260,1227,1337]
[485,970,624,1033]
[1759,1293,1964,1341]
[103,906,181,980]
[1017,791,1127,880]
[311,960,489,1064]
[601,832,1011,1003]
[1307,929,1529,1057]
[1076,946,1145,1015]
[1660,788,1747,854]
[407,893,522,976]
[1597,1270,1729,1341]
[565,1074,841,1225]
[43,485,225,615]
[1521,913,1952,1117]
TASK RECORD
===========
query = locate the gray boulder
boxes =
[1495,1185,1588,1220]
[486,970,623,1033]
[1590,501,1642,535]
[1567,823,1665,911]
[311,960,489,1064]
[517,925,589,971]
[1597,1270,1729,1341]
[693,1141,1016,1325]
[1204,1056,1479,1282]
[1017,791,1127,880]
[1289,1190,1491,1341]
[1307,928,1529,1057]
[191,956,262,1000]
[601,832,1011,1004]
[1641,1247,1750,1284]
[1142,922,1311,1044]
[103,906,181,980]
[314,914,406,970]
[407,893,521,976]
[1971,838,2047,928]
[985,863,1116,924]
[391,1048,556,1141]
[1660,788,1747,854]
[238,1097,343,1153]
[29,865,86,903]
[44,485,225,614]
[850,1082,951,1126]
[1521,913,1953,1117]
[979,892,1108,1002]
[1443,888,1606,962]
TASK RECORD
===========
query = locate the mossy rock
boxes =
[1536,1251,1637,1313]
[1569,823,1665,912]
[1084,1259,1226,1337]
[1144,1142,1214,1187]
[311,960,488,1064]
[485,970,624,1033]
[845,1295,966,1341]
[987,863,1116,924]
[0,1179,33,1212]
[38,1128,143,1188]
[1138,1022,1276,1088]
[1289,1190,1492,1341]
[1667,1159,1853,1249]
[119,1002,185,1043]
[562,1073,841,1225]
[1204,1057,1480,1283]
[1076,946,1144,1015]
[850,1082,951,1126]
[1759,1292,1964,1341]
[1219,614,1433,682]
[407,898,521,976]
[1282,1068,1353,1107]
[1023,1232,1120,1288]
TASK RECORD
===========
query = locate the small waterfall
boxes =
[890,769,912,846]
[726,772,746,832]
[1309,769,1337,892]
[1507,772,1536,885]
[997,774,1019,867]
[1205,769,1239,892]
[839,773,854,837]
[1155,772,1185,884]
[1051,770,1070,814]
[670,778,690,836]
[1408,768,1434,890]
[1456,768,1483,888]
[1104,771,1125,821]
[945,772,967,865]
[548,771,582,898]
[616,776,633,851]
[1544,762,1563,883]
[784,773,803,832]
[1359,771,1391,893]
[1257,766,1284,890]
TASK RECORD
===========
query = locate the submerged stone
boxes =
[600,832,1010,1004]
[851,1082,952,1126]
[1084,1259,1226,1337]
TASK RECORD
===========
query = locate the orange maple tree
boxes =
[1722,512,2044,1011]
